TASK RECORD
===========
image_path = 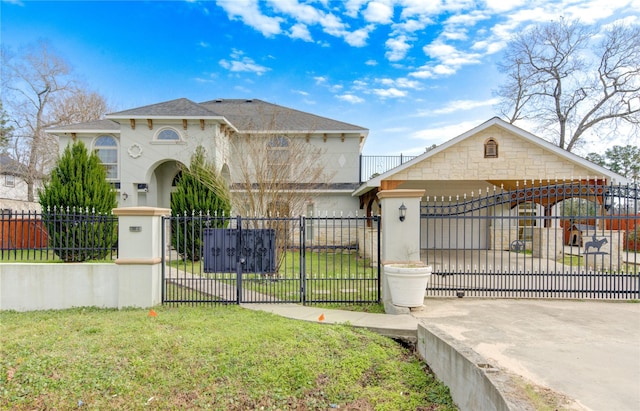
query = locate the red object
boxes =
[318,313,325,322]
[148,309,157,317]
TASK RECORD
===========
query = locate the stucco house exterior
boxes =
[46,98,369,216]
[47,101,629,235]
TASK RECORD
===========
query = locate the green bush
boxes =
[171,147,231,261]
[38,141,117,262]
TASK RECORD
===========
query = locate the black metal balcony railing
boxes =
[359,154,417,183]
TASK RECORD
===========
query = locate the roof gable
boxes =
[107,98,220,118]
[356,117,627,194]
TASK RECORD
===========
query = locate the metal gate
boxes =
[162,214,380,305]
[421,181,639,299]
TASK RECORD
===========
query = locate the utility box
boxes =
[203,228,276,274]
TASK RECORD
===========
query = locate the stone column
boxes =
[113,206,170,308]
[532,227,564,259]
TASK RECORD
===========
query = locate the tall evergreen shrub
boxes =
[171,146,231,261]
[39,141,117,262]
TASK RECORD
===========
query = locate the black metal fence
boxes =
[162,213,381,305]
[0,208,118,262]
[421,181,639,299]
[359,154,417,183]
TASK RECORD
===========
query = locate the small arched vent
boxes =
[484,138,498,158]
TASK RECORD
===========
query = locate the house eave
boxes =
[235,129,368,136]
[45,129,122,135]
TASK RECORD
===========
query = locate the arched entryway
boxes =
[146,160,184,208]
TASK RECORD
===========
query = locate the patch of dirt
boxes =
[510,374,589,411]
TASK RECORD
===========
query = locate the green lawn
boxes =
[0,306,456,411]
[168,250,380,302]
[0,249,116,263]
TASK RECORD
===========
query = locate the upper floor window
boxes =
[484,138,498,158]
[94,135,118,179]
[267,136,290,179]
[156,128,181,141]
[5,175,15,187]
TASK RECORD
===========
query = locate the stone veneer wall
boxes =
[391,125,598,182]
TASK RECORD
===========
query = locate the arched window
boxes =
[484,138,498,158]
[156,128,181,141]
[94,135,118,179]
[267,136,290,179]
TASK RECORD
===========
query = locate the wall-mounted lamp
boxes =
[603,190,613,211]
[122,192,129,201]
[399,203,407,222]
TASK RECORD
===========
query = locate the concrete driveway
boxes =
[413,299,640,411]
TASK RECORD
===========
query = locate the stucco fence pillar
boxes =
[0,207,168,311]
[113,207,170,308]
[377,189,427,314]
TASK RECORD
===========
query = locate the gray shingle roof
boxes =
[107,98,219,118]
[48,98,368,135]
[199,99,367,132]
[47,119,120,132]
[0,153,26,175]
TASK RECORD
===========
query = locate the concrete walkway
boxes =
[242,299,640,411]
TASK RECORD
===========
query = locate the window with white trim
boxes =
[5,175,15,187]
[94,135,118,179]
[156,128,181,141]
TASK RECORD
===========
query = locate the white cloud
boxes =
[338,94,365,103]
[409,40,482,78]
[391,18,430,33]
[219,49,270,75]
[344,0,369,18]
[216,0,283,37]
[268,0,323,24]
[410,120,483,141]
[378,77,420,89]
[353,80,368,89]
[385,35,412,61]
[314,76,328,85]
[372,87,406,98]
[289,23,313,41]
[365,59,378,66]
[417,98,500,116]
[483,0,526,13]
[362,1,394,24]
[342,25,375,47]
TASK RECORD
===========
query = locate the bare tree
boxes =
[50,89,111,125]
[228,125,334,272]
[1,41,110,201]
[496,19,640,152]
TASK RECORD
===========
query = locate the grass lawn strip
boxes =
[0,306,456,411]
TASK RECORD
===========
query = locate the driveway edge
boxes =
[416,322,536,411]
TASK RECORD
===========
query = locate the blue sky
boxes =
[1,0,638,155]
